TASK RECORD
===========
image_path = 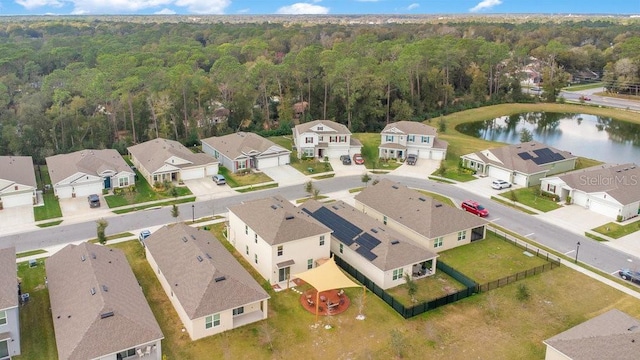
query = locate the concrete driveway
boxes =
[453,176,513,200]
[329,159,367,177]
[390,159,440,179]
[59,195,112,221]
[183,178,236,201]
[259,165,308,186]
[0,204,35,229]
[537,205,615,237]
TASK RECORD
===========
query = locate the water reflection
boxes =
[458,113,640,164]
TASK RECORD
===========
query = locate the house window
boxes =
[205,314,220,329]
[214,150,219,158]
[277,245,283,256]
[245,225,248,235]
[319,235,325,246]
[434,237,443,248]
[457,231,466,241]
[318,136,324,141]
[255,254,258,264]
[339,136,347,142]
[245,245,249,255]
[237,161,246,170]
[255,233,258,243]
[383,215,387,225]
[0,310,6,325]
[153,175,159,182]
[385,135,394,142]
[118,177,129,187]
[329,136,337,143]
[317,126,323,131]
[408,135,415,142]
[421,136,430,143]
[303,148,314,157]
[392,268,403,280]
[339,243,344,254]
[305,137,313,144]
[233,307,244,316]
[117,348,136,359]
[307,258,313,269]
[547,184,556,193]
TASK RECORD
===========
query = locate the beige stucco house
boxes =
[227,195,332,285]
[354,179,487,252]
[0,156,36,209]
[379,121,448,161]
[0,247,20,359]
[201,132,290,173]
[293,120,362,159]
[145,223,269,341]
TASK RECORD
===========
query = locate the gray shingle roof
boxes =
[201,132,290,160]
[381,121,437,136]
[300,200,437,271]
[46,150,132,185]
[294,120,352,135]
[556,163,640,205]
[228,195,331,245]
[467,141,576,175]
[544,309,640,360]
[144,224,269,319]
[45,242,163,360]
[354,179,487,238]
[127,138,217,174]
[0,247,17,310]
[0,156,36,188]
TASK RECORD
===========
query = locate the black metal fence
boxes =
[487,226,562,265]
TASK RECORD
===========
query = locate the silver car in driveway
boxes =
[491,180,511,190]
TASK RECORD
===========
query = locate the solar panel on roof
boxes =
[517,152,533,160]
[355,245,378,261]
[355,233,381,251]
[308,207,361,246]
[531,148,565,165]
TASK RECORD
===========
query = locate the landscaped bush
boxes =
[539,189,559,202]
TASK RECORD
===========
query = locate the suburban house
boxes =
[541,163,640,221]
[460,141,577,187]
[227,195,332,285]
[144,224,269,341]
[300,200,438,290]
[201,132,291,173]
[354,179,488,252]
[543,309,640,360]
[293,120,362,159]
[46,242,163,360]
[0,247,20,359]
[128,138,218,185]
[378,121,448,161]
[46,149,134,199]
[0,156,36,209]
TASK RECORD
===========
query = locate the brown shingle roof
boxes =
[0,156,36,188]
[228,195,331,245]
[300,200,437,271]
[382,121,437,136]
[46,150,132,185]
[201,132,290,160]
[294,120,352,135]
[556,163,640,205]
[144,224,269,319]
[46,242,163,360]
[354,179,487,238]
[127,138,217,174]
[467,141,576,175]
[0,247,17,310]
[544,309,640,360]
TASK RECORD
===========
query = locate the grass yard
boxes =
[437,233,549,283]
[352,133,403,171]
[592,221,640,239]
[290,158,333,175]
[111,197,196,214]
[104,173,192,208]
[387,272,468,306]
[574,157,603,170]
[16,249,47,258]
[267,136,294,150]
[491,196,538,215]
[218,167,274,187]
[503,187,562,212]
[33,192,62,221]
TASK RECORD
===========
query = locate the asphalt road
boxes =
[2,174,638,275]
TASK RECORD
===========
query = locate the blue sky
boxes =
[0,0,638,16]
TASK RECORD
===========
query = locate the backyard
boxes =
[33,165,62,221]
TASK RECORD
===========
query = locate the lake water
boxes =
[457,113,640,164]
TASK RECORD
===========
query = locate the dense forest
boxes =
[0,17,639,163]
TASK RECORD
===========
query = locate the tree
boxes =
[520,128,533,142]
[404,274,417,303]
[361,173,371,187]
[304,180,314,197]
[438,116,447,133]
[171,204,180,222]
[96,218,108,245]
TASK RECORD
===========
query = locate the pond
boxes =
[457,112,640,164]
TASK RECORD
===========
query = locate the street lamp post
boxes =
[574,241,581,263]
[191,204,195,223]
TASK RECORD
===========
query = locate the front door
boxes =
[0,339,9,359]
[278,267,290,282]
[103,176,111,189]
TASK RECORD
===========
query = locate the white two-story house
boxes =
[293,120,362,159]
[227,195,332,286]
[379,121,448,161]
[0,247,20,360]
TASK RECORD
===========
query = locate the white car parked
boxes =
[491,180,512,190]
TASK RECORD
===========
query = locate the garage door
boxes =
[572,191,588,207]
[589,199,620,218]
[1,192,32,208]
[181,167,205,180]
[55,186,73,199]
[487,166,510,182]
[74,183,103,197]
[513,173,528,187]
[278,154,290,165]
[256,156,279,169]
[205,164,219,176]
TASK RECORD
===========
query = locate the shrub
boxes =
[516,284,530,302]
[617,215,623,223]
[565,195,571,205]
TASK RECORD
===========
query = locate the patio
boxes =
[300,288,350,316]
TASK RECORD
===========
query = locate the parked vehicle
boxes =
[406,154,417,166]
[491,179,511,190]
[353,154,365,165]
[579,95,591,101]
[212,174,226,185]
[618,269,640,284]
[340,155,352,165]
[461,200,489,217]
[88,194,101,208]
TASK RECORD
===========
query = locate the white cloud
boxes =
[277,3,329,14]
[16,0,63,10]
[26,0,230,15]
[469,0,502,12]
[407,3,419,10]
[174,0,231,14]
[67,0,173,14]
[155,7,176,14]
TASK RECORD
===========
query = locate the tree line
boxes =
[0,18,639,163]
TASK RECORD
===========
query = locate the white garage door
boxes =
[589,199,620,219]
[488,166,511,182]
[513,173,528,187]
[205,164,219,176]
[181,167,205,180]
[1,192,32,208]
[572,191,588,207]
[278,154,290,165]
[55,186,73,199]
[74,183,103,197]
[257,156,279,169]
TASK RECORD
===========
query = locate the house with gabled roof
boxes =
[293,120,362,159]
[461,141,577,187]
[300,200,438,290]
[0,156,36,209]
[0,247,20,359]
[46,242,163,360]
[543,309,640,360]
[227,195,332,286]
[46,149,134,199]
[144,224,269,340]
[201,132,290,173]
[379,121,448,161]
[541,163,640,221]
[127,138,218,186]
[354,179,487,252]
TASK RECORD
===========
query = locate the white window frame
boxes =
[457,231,466,241]
[233,307,244,316]
[118,177,129,187]
[339,243,343,254]
[408,135,415,142]
[421,136,430,143]
[277,245,283,256]
[305,137,313,144]
[307,258,313,269]
[385,135,394,142]
[392,268,403,280]
[319,235,325,246]
[206,313,220,329]
[434,237,443,248]
[0,310,6,326]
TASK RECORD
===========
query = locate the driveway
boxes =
[0,204,35,230]
[183,178,237,201]
[537,205,617,237]
[259,165,309,186]
[328,159,367,177]
[59,195,113,222]
[389,159,439,179]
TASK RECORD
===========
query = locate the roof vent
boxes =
[616,170,621,173]
[392,185,399,189]
[435,204,443,208]
[391,240,400,245]
[182,237,188,242]
[191,234,196,240]
[215,276,226,282]
[629,325,638,331]
[100,311,114,319]
[419,197,426,202]
[271,205,278,210]
[332,205,339,210]
[91,253,96,259]
[371,228,378,233]
[102,285,108,292]
[81,255,86,262]
[285,215,295,220]
[197,256,203,262]
[206,253,212,259]
[90,288,96,295]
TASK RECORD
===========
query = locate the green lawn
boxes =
[235,183,279,193]
[289,158,332,175]
[575,157,603,170]
[352,133,403,171]
[491,196,538,215]
[16,249,47,258]
[267,136,294,150]
[563,82,604,91]
[592,221,640,239]
[218,166,274,187]
[34,192,62,221]
[111,197,196,214]
[503,187,562,212]
[386,271,468,306]
[104,171,192,208]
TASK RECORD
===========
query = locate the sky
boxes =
[0,0,638,16]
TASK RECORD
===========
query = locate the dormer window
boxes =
[318,126,323,131]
